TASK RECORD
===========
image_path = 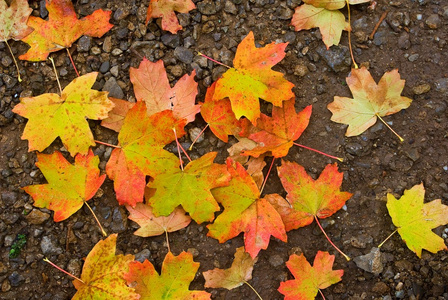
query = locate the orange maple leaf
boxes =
[242,99,312,158]
[278,251,343,300]
[213,31,295,123]
[207,159,287,258]
[146,0,196,34]
[23,150,105,222]
[130,58,200,123]
[124,252,211,299]
[274,161,352,231]
[19,0,113,61]
[106,101,185,207]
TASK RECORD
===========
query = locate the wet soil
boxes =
[1,0,448,299]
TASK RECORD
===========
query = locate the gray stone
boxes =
[373,30,387,46]
[103,77,124,99]
[161,34,180,48]
[99,61,110,73]
[345,143,364,156]
[40,235,63,255]
[350,234,373,249]
[1,191,18,206]
[269,254,284,267]
[77,36,91,52]
[111,207,127,233]
[8,271,24,287]
[174,47,194,64]
[135,249,151,263]
[435,78,448,95]
[397,32,410,49]
[353,247,384,275]
[103,36,112,53]
[316,45,351,73]
[67,259,82,278]
[113,7,130,21]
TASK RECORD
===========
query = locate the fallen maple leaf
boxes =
[130,58,200,123]
[207,159,287,258]
[146,0,196,34]
[126,204,191,237]
[291,4,349,49]
[146,152,231,224]
[106,101,185,207]
[72,234,139,300]
[276,161,352,231]
[327,67,412,138]
[242,99,312,158]
[278,251,343,300]
[213,31,295,123]
[304,0,370,10]
[386,183,448,257]
[23,150,105,222]
[203,247,258,290]
[124,251,211,299]
[101,97,135,132]
[244,155,267,190]
[19,0,113,61]
[200,82,240,143]
[13,72,114,156]
[0,0,33,42]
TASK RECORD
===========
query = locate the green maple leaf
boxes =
[386,183,448,257]
[146,152,231,224]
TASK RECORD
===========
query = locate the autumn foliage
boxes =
[5,0,440,298]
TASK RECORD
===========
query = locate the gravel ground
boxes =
[1,0,448,299]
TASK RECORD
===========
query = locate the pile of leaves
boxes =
[2,0,448,299]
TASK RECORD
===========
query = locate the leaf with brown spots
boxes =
[72,234,140,300]
[0,0,33,42]
[106,101,186,207]
[12,72,114,156]
[124,251,211,299]
[146,0,196,34]
[23,149,105,222]
[19,0,113,61]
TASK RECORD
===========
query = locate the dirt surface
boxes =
[1,0,448,299]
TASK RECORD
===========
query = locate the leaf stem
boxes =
[197,52,231,69]
[84,201,107,237]
[314,216,350,261]
[165,230,171,253]
[94,140,120,148]
[5,40,22,82]
[375,114,404,142]
[173,128,184,171]
[293,143,343,162]
[189,124,209,150]
[43,258,85,284]
[318,288,326,300]
[260,157,275,195]
[378,229,398,248]
[243,280,263,300]
[49,56,63,95]
[345,0,358,69]
[66,48,80,77]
